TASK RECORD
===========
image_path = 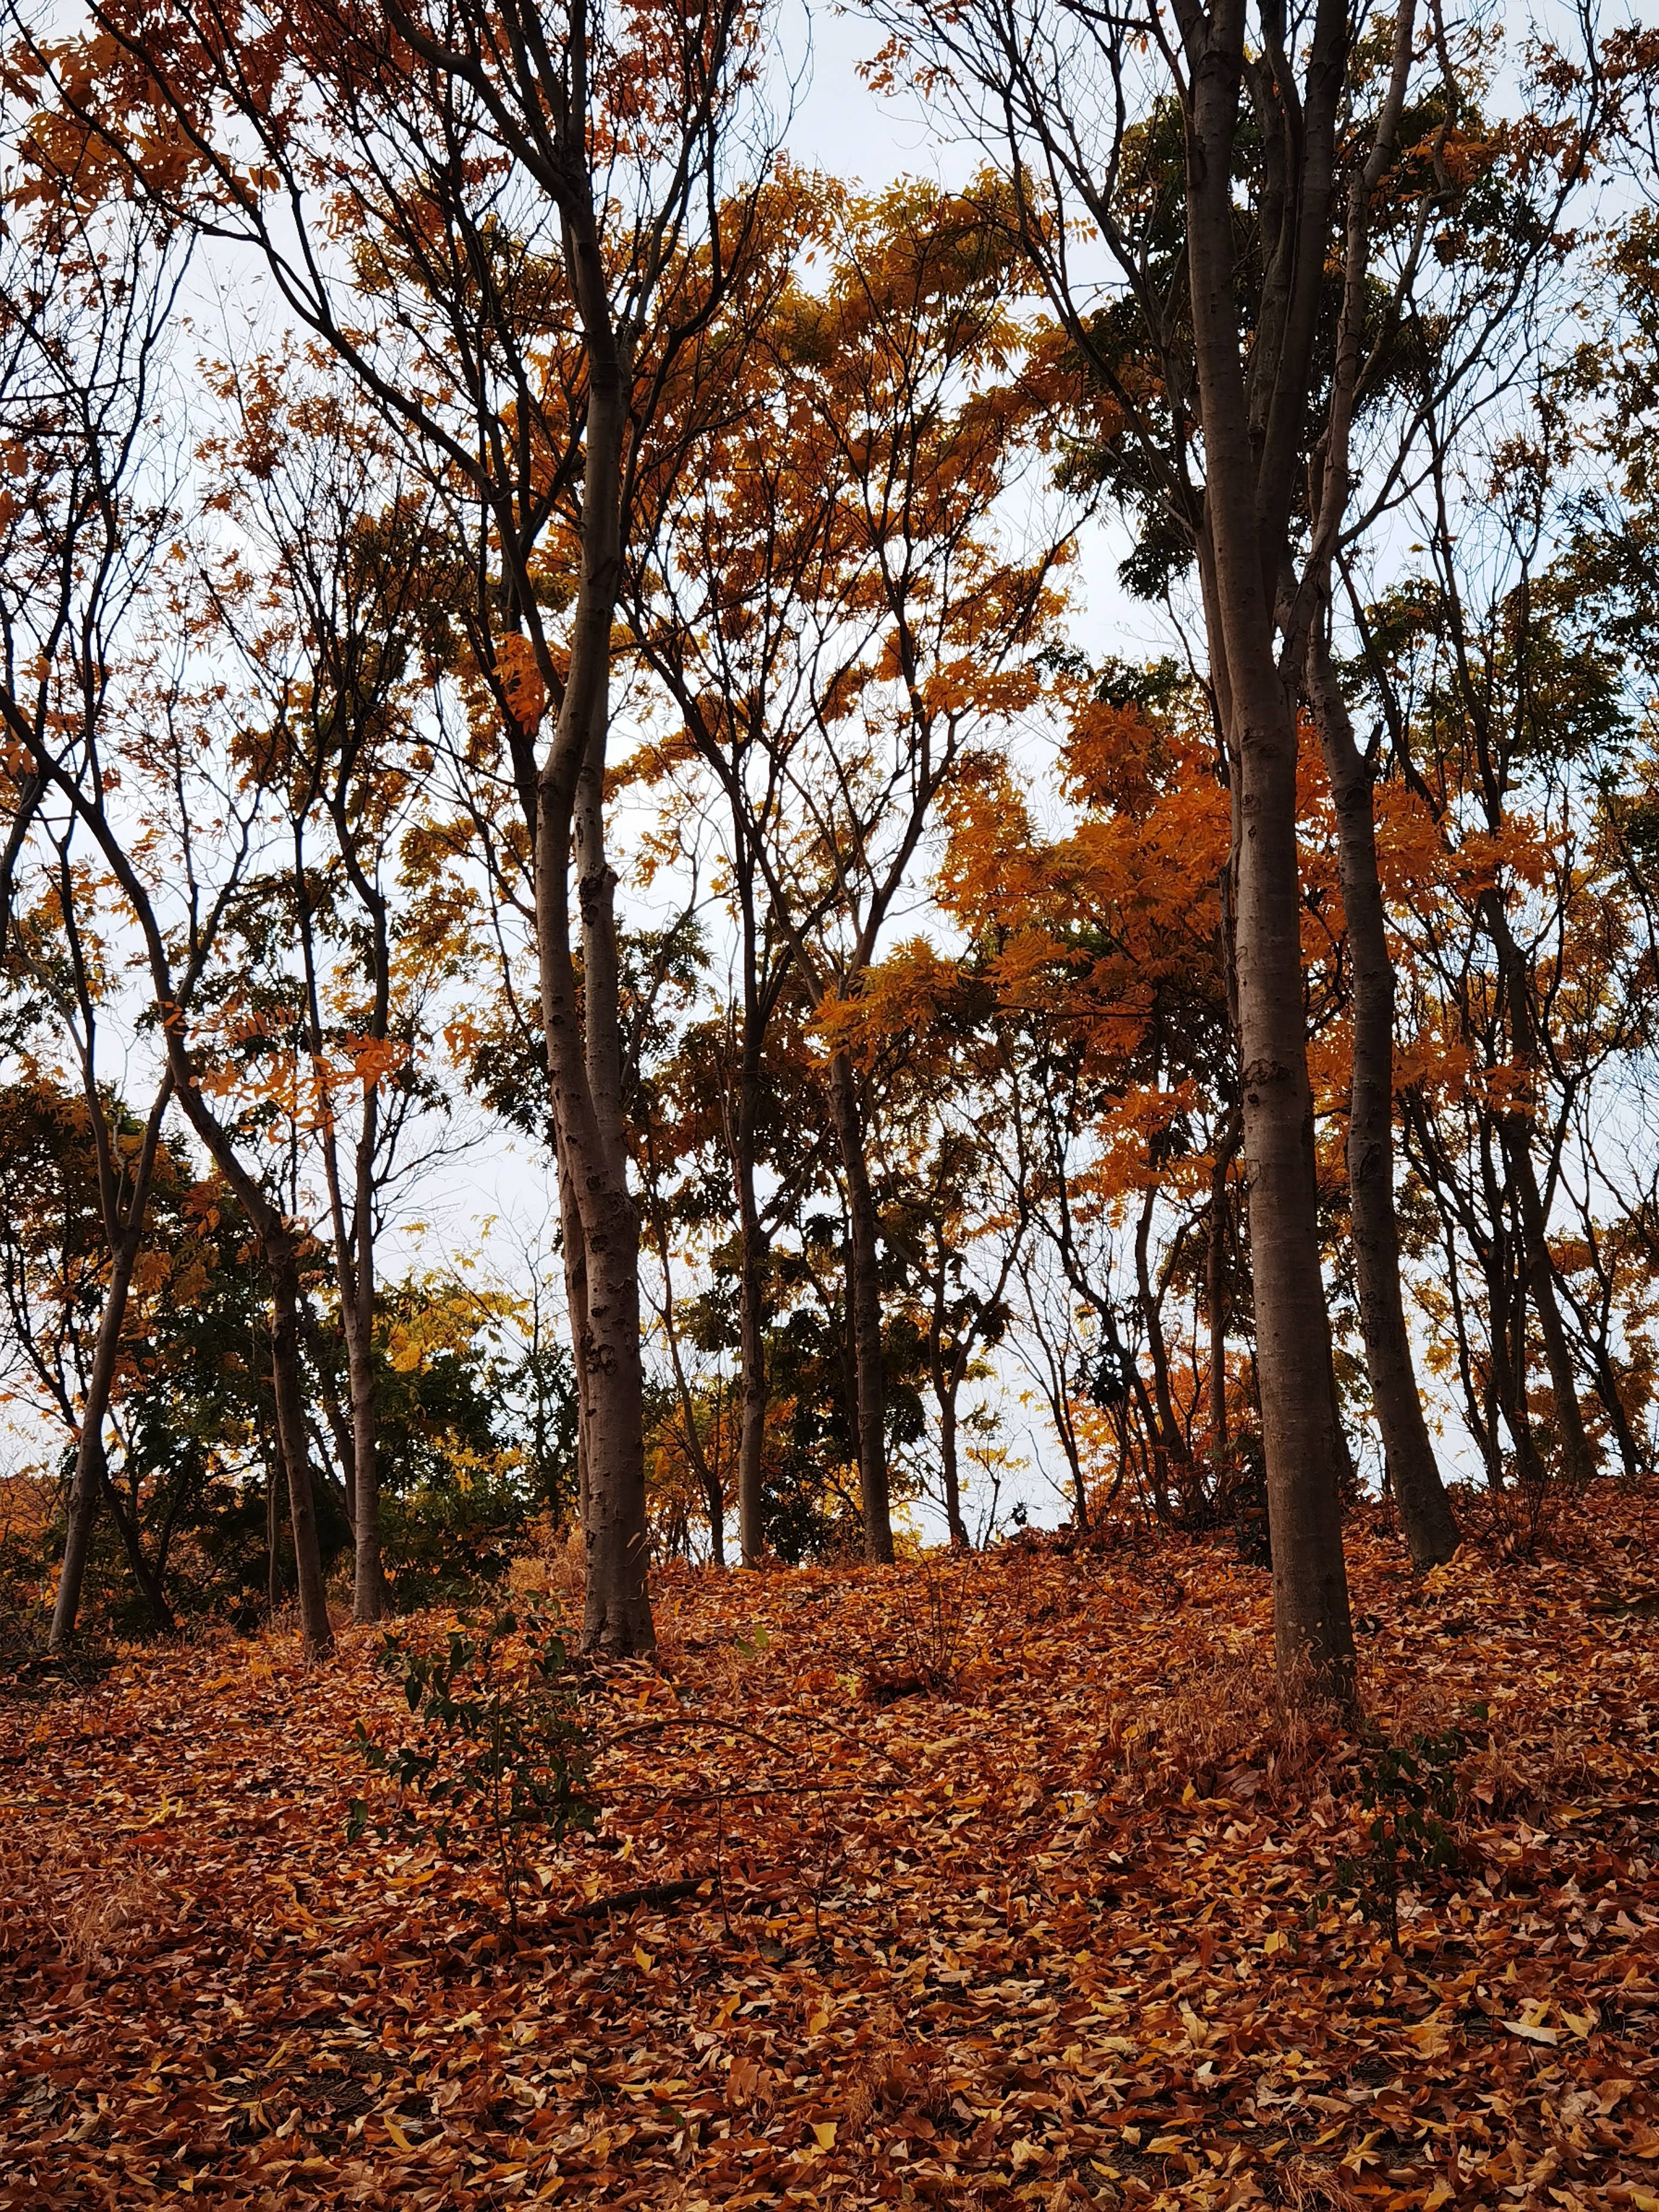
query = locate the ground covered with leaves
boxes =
[3,1487,1657,2211]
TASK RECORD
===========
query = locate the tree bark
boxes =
[735,1140,768,1568]
[926,1278,969,1550]
[267,1236,335,1656]
[49,1238,142,1648]
[1502,1120,1595,1484]
[343,1099,388,1621]
[1206,1109,1239,1484]
[1182,7,1357,1700]
[1135,1183,1193,1503]
[534,289,653,1655]
[295,823,389,1623]
[825,1048,894,1563]
[1306,633,1459,1567]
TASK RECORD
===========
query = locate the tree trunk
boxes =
[736,1156,768,1568]
[345,1104,388,1622]
[825,1048,894,1563]
[1135,1183,1192,1503]
[96,1465,174,1631]
[298,830,389,1625]
[267,1237,335,1656]
[49,1237,140,1649]
[1206,1109,1239,1486]
[531,294,652,1657]
[1195,574,1355,1690]
[1306,633,1458,1566]
[1502,1121,1595,1484]
[50,1073,174,1647]
[926,1290,969,1550]
[1182,11,1357,1696]
[266,1425,284,1618]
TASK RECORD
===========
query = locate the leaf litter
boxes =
[2,1488,1657,2210]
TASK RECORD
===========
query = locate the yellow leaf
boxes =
[1263,1930,1287,1955]
[385,2121,415,2153]
[1147,2134,1188,2154]
[1501,2017,1559,2046]
[1561,2008,1596,2038]
[812,2120,837,2150]
[807,2007,830,2035]
[1421,2185,1454,2210]
[633,1946,653,1972]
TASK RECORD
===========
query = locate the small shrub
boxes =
[1333,1727,1465,1948]
[859,1555,972,1704]
[348,1611,595,1933]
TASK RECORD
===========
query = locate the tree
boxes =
[195,354,475,1623]
[869,0,1601,1685]
[16,0,778,1653]
[631,177,1076,1561]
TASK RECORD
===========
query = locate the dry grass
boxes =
[841,2016,954,2140]
[53,1850,170,1974]
[1273,2154,1366,2210]
[1093,1642,1343,1806]
[505,1515,585,1604]
[1464,1703,1602,1818]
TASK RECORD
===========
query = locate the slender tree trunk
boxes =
[940,1385,966,1549]
[96,1465,174,1631]
[735,1155,768,1568]
[704,1453,726,1569]
[555,1145,592,1539]
[926,1292,969,1550]
[1191,615,1355,1687]
[1201,632,1355,1687]
[1587,1342,1642,1480]
[50,1073,174,1648]
[1502,1122,1596,1483]
[532,307,652,1658]
[306,1337,357,1520]
[648,1184,727,1568]
[1307,635,1458,1565]
[1206,1110,1239,1483]
[1492,1208,1549,1489]
[345,1107,388,1621]
[267,1238,334,1656]
[1184,206,1355,1685]
[1475,900,1596,1483]
[1135,1185,1192,1499]
[49,1237,141,1649]
[825,1048,893,1563]
[266,1425,284,1618]
[298,834,389,1624]
[1174,0,1357,1701]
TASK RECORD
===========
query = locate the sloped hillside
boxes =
[2,1491,1656,2211]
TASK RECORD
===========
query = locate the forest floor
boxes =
[2,1488,1657,2212]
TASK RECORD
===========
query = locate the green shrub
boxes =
[349,1611,595,1933]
